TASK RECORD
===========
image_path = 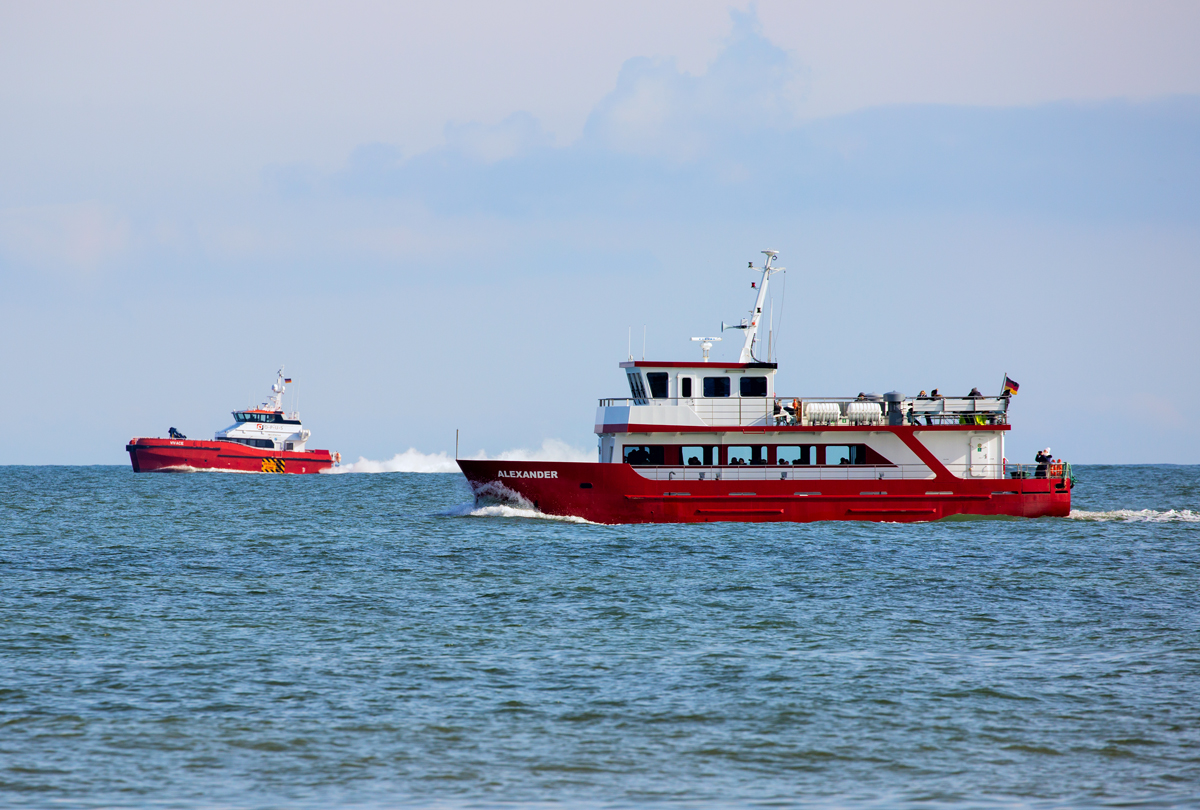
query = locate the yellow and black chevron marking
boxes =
[260,458,286,474]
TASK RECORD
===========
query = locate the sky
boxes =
[2,1,1198,466]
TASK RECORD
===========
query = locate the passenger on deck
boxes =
[968,387,982,397]
[773,398,788,426]
[1035,448,1052,478]
[688,456,701,466]
[168,427,187,439]
[789,398,800,425]
[924,389,941,425]
[917,390,927,398]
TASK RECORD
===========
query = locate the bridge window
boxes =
[626,371,648,403]
[680,377,692,398]
[235,412,284,423]
[681,445,713,466]
[623,445,665,466]
[646,372,669,399]
[740,376,768,397]
[703,376,730,397]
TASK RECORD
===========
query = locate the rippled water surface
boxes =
[2,464,1198,809]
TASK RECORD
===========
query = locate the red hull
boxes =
[457,460,1072,524]
[127,438,333,474]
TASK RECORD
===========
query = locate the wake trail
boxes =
[326,439,592,474]
[1068,509,1200,523]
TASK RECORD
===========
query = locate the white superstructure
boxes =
[215,368,313,452]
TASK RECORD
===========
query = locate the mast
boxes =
[724,250,783,363]
[269,367,286,412]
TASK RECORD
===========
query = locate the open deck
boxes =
[597,395,1010,430]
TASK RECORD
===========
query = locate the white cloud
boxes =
[444,112,553,163]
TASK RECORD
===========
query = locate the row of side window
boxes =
[631,374,769,399]
[623,444,872,466]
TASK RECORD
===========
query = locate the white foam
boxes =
[440,501,594,523]
[1069,509,1200,523]
[329,448,458,474]
[485,438,593,463]
[326,438,592,474]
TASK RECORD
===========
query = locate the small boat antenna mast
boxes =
[269,366,286,412]
[722,250,783,363]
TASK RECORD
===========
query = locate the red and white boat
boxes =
[127,369,336,474]
[459,250,1072,523]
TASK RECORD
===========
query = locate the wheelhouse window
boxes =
[681,445,714,466]
[740,376,768,397]
[703,376,730,397]
[234,412,285,423]
[623,445,665,466]
[645,372,669,399]
[626,371,648,404]
[680,377,693,398]
[725,445,766,465]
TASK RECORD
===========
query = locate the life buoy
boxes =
[257,424,264,431]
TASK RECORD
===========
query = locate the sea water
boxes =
[1,464,1197,809]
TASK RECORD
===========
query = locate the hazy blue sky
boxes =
[2,1,1198,465]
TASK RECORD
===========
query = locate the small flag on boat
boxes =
[751,282,756,288]
[1003,376,1019,395]
[284,378,292,383]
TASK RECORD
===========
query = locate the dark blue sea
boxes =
[2,465,1198,809]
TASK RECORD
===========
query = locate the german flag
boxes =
[284,378,292,383]
[1003,376,1019,396]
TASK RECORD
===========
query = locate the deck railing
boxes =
[627,461,1064,483]
[597,396,1010,428]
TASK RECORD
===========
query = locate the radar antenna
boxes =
[690,336,722,362]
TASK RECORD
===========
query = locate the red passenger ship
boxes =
[127,369,336,474]
[458,250,1072,523]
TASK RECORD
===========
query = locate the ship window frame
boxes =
[623,445,665,466]
[740,376,768,397]
[725,445,767,465]
[627,371,648,404]
[776,445,812,466]
[645,372,669,399]
[703,376,731,398]
[821,444,867,465]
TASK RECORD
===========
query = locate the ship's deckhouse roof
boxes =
[620,361,777,370]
